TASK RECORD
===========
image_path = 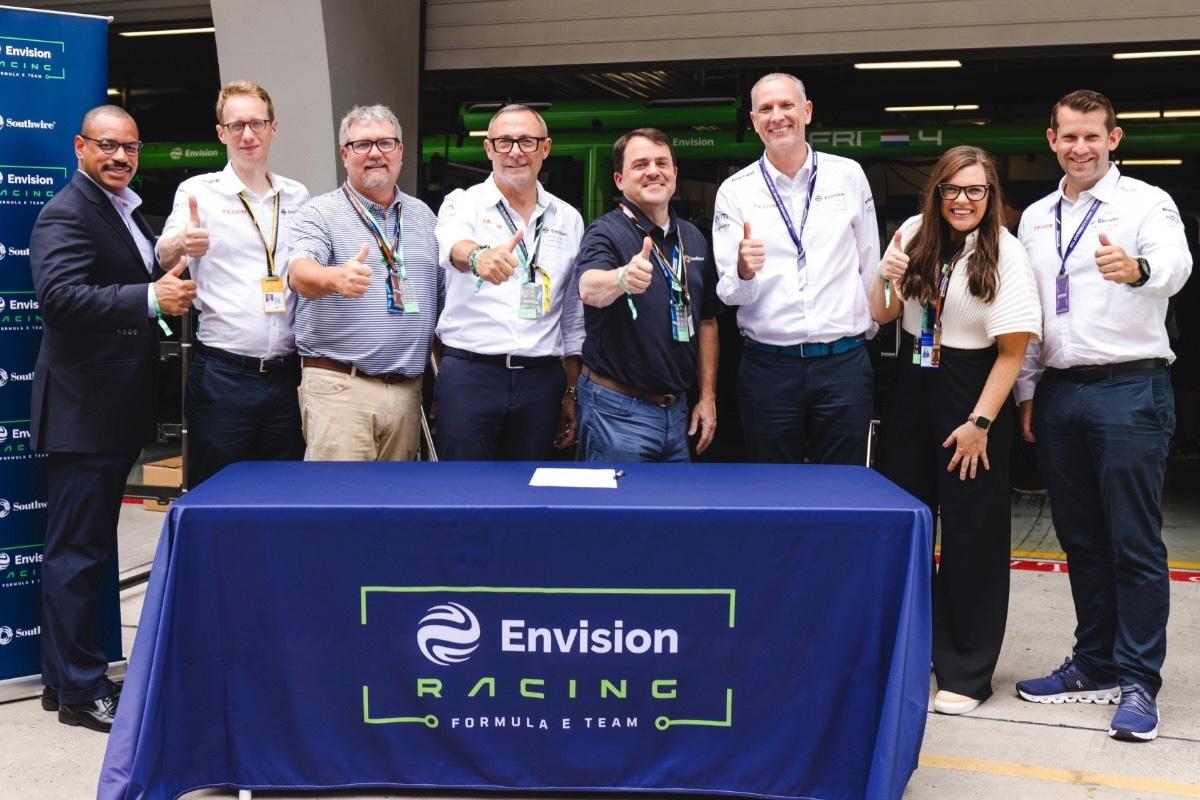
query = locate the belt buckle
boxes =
[505,353,525,370]
[659,393,678,408]
[258,357,269,374]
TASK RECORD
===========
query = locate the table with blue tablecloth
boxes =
[99,462,932,800]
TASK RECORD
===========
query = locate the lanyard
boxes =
[1054,196,1102,277]
[342,184,405,280]
[617,202,689,304]
[758,150,818,265]
[236,190,280,277]
[496,201,546,283]
[922,248,964,336]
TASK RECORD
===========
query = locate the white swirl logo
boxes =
[417,602,480,666]
[0,368,7,387]
[0,426,8,444]
[0,552,9,570]
[0,499,10,518]
[0,626,12,645]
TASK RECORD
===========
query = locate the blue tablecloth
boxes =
[99,462,932,800]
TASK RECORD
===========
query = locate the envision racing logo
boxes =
[417,602,480,665]
[0,553,7,569]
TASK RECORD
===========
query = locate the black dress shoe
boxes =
[58,692,118,732]
[41,686,57,711]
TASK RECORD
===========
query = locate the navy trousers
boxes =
[186,350,305,489]
[1034,368,1174,696]
[40,450,137,704]
[434,355,565,460]
[737,344,873,464]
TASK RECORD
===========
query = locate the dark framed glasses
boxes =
[81,136,144,156]
[937,183,991,201]
[487,136,547,154]
[219,119,272,135]
[343,137,401,155]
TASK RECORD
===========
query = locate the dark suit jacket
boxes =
[30,171,159,453]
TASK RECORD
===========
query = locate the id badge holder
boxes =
[400,275,420,314]
[672,301,690,342]
[519,281,543,320]
[919,331,937,368]
[796,255,807,291]
[260,275,286,314]
[1055,274,1070,315]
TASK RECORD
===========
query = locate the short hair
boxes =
[613,128,675,172]
[750,72,807,108]
[338,104,402,146]
[80,104,135,136]
[216,80,275,123]
[487,103,548,137]
[1051,90,1116,132]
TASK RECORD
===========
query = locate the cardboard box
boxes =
[142,455,182,511]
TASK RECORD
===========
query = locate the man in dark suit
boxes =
[30,105,196,733]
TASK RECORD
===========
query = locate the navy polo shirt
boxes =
[575,202,719,394]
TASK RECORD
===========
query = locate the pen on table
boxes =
[613,470,625,480]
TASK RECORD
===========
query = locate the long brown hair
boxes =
[899,146,1003,305]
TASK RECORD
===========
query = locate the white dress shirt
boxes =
[712,148,880,345]
[1015,165,1192,402]
[435,174,585,357]
[158,164,310,358]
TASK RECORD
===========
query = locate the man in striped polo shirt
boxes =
[288,104,443,460]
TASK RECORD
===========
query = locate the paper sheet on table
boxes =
[529,467,618,489]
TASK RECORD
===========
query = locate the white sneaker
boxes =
[933,690,981,715]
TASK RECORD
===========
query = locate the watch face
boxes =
[974,416,991,430]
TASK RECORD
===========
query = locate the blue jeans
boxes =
[1034,368,1174,695]
[577,375,690,462]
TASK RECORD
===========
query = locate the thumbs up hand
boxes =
[879,229,910,283]
[154,256,198,315]
[737,221,765,280]
[180,195,210,258]
[475,228,523,285]
[337,243,375,299]
[619,236,654,295]
[1095,232,1140,283]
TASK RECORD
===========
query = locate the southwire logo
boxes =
[0,624,40,644]
[418,603,480,665]
[0,115,55,131]
[0,368,34,387]
[0,499,9,517]
[0,244,28,259]
[0,626,11,645]
[0,497,45,514]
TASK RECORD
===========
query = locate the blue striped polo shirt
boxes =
[290,184,444,376]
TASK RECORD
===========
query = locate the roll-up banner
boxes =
[0,5,122,695]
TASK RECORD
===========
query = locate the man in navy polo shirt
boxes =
[575,128,719,461]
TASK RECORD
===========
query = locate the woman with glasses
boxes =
[869,146,1041,715]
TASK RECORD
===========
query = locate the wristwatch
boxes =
[970,414,991,431]
[1131,257,1151,288]
[564,385,578,400]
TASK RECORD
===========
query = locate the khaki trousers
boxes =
[299,366,423,461]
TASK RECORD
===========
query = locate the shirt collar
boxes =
[217,162,279,198]
[619,198,676,238]
[1055,162,1121,205]
[344,181,402,215]
[760,144,814,188]
[481,173,552,220]
[77,168,144,212]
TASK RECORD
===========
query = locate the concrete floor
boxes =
[1,484,1198,800]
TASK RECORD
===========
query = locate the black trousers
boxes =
[878,334,1013,700]
[40,450,138,704]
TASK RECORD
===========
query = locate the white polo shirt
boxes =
[435,175,585,357]
[712,148,880,346]
[159,164,310,358]
[1015,164,1192,402]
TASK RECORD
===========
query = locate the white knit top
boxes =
[891,215,1042,349]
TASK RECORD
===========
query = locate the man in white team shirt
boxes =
[157,81,310,487]
[1014,89,1192,742]
[712,72,879,465]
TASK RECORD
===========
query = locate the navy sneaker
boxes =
[1016,657,1121,704]
[1109,685,1159,742]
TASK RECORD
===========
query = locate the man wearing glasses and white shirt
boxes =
[713,73,879,465]
[157,81,309,487]
[434,104,585,460]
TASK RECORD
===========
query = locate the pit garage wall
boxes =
[424,0,1200,70]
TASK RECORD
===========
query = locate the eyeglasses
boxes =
[343,137,401,155]
[81,136,144,156]
[219,119,272,135]
[936,183,991,201]
[487,136,547,154]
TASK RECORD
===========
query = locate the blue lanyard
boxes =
[496,201,545,282]
[758,151,818,263]
[342,184,404,279]
[617,202,688,303]
[1054,196,1102,277]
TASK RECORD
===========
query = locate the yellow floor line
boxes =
[920,753,1200,797]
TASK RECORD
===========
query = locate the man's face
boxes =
[749,78,812,154]
[217,94,276,172]
[340,119,403,194]
[614,136,677,213]
[75,112,139,193]
[1047,107,1123,191]
[485,110,550,192]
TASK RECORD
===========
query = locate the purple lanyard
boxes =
[1054,196,1102,277]
[758,151,818,264]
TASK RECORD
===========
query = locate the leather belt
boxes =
[442,346,559,370]
[1048,358,1168,383]
[581,366,681,409]
[743,335,866,358]
[301,356,414,384]
[195,342,297,374]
